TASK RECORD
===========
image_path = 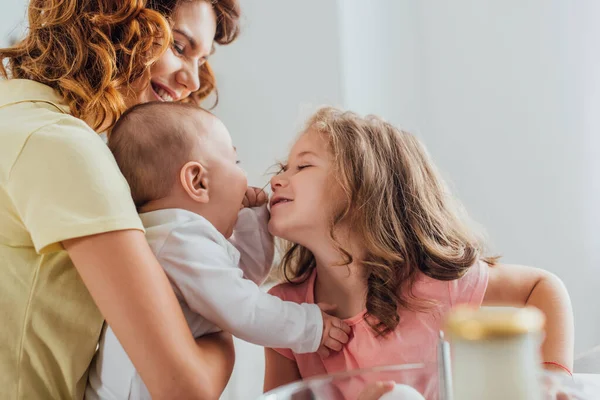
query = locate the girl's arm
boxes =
[483,263,574,373]
[264,348,302,393]
[64,229,233,400]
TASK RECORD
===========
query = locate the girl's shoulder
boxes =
[268,270,317,304]
[412,260,490,308]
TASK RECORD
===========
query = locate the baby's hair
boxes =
[108,101,211,209]
[280,107,495,336]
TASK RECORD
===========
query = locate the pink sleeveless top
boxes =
[268,261,489,397]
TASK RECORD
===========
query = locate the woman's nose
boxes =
[178,61,201,93]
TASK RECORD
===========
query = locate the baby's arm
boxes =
[229,205,274,285]
[483,263,574,373]
[160,223,348,355]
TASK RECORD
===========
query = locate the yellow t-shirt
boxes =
[0,79,144,399]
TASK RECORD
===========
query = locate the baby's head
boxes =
[109,102,247,237]
[270,107,483,334]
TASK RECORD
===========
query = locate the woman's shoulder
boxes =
[23,116,115,174]
[1,79,102,153]
[1,79,73,122]
[1,84,118,191]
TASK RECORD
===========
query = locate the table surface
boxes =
[575,373,600,384]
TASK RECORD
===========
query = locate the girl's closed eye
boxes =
[297,164,312,171]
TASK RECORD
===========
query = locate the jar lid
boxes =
[445,306,545,341]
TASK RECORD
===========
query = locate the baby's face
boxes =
[195,116,247,237]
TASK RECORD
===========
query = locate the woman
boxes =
[0,0,240,399]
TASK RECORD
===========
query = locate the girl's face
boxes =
[269,131,344,247]
[136,0,216,104]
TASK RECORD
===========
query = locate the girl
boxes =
[264,107,574,397]
[0,0,240,398]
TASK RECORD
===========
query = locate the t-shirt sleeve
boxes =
[267,284,299,360]
[449,260,490,307]
[6,118,143,254]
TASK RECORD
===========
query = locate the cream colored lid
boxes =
[445,306,545,340]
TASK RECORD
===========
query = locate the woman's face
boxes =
[136,0,217,104]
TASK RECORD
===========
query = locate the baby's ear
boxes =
[180,161,209,203]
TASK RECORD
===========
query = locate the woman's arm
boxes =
[483,263,574,373]
[263,348,302,393]
[195,332,236,393]
[64,229,232,400]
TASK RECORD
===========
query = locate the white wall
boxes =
[1,0,27,47]
[337,0,421,133]
[568,0,600,371]
[208,0,344,189]
[414,0,595,356]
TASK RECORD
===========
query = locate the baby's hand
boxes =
[242,186,268,208]
[317,303,351,358]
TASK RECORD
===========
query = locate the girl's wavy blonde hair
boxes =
[0,0,240,131]
[280,107,496,336]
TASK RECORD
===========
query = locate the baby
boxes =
[86,102,350,400]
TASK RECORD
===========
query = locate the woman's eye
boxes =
[172,42,185,55]
[297,165,311,171]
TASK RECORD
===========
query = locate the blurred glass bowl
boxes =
[257,363,600,400]
[258,363,437,400]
